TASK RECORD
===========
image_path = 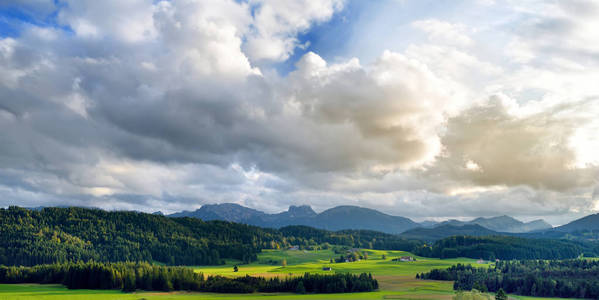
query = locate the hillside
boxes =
[554,213,599,232]
[434,215,552,233]
[247,205,318,228]
[515,213,599,242]
[400,224,499,242]
[414,235,588,260]
[169,203,419,234]
[167,203,553,234]
[311,206,418,233]
[0,206,279,266]
[0,206,420,267]
[520,219,553,232]
[169,203,266,222]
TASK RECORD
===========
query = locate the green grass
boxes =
[258,248,335,265]
[510,296,583,300]
[0,283,454,300]
[0,249,569,300]
[195,249,491,278]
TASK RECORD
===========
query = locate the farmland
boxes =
[0,248,576,299]
[0,249,479,299]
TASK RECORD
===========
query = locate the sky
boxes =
[0,0,598,226]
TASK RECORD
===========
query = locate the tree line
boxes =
[0,261,377,294]
[419,259,599,298]
[0,206,271,266]
[279,226,423,251]
[3,206,596,268]
[0,206,420,267]
[412,235,592,260]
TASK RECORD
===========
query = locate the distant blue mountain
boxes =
[432,215,552,233]
[168,203,419,234]
[554,213,599,232]
[23,203,553,235]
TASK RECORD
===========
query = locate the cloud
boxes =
[57,0,157,42]
[244,0,344,61]
[411,19,473,47]
[285,50,464,171]
[404,44,502,83]
[506,0,599,64]
[434,95,598,191]
[0,0,598,224]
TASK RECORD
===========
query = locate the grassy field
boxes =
[0,283,455,300]
[196,249,489,278]
[0,249,569,300]
[511,297,583,300]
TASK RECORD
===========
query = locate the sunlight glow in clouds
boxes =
[0,0,598,225]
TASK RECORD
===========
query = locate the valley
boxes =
[3,1,597,299]
[0,248,483,299]
[2,206,599,299]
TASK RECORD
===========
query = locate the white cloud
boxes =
[286,50,465,171]
[0,0,598,224]
[245,0,344,61]
[412,19,473,47]
[435,95,598,191]
[58,0,157,42]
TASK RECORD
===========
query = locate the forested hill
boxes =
[279,226,422,250]
[420,260,599,298]
[0,206,278,266]
[554,213,599,232]
[0,206,420,267]
[412,235,596,260]
[400,224,498,242]
[516,214,599,242]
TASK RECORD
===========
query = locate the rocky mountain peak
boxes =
[287,205,316,218]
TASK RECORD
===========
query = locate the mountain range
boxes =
[167,203,552,234]
[403,214,599,242]
[554,213,599,232]
[22,204,599,241]
[425,215,552,233]
[169,204,419,234]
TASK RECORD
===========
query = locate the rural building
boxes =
[289,245,299,251]
[322,267,332,271]
[391,256,415,262]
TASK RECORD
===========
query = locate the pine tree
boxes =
[295,281,306,294]
[496,288,507,300]
[122,270,136,292]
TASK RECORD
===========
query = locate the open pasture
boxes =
[195,249,490,280]
[0,249,565,300]
[0,283,454,300]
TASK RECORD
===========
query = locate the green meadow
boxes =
[0,249,566,300]
[196,249,488,276]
